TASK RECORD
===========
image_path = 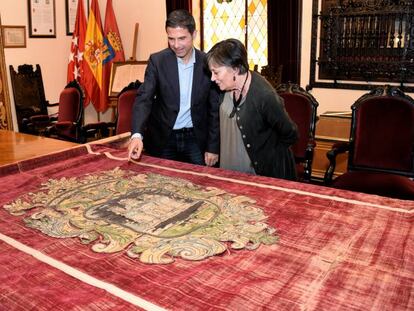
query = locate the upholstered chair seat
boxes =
[332,171,414,200]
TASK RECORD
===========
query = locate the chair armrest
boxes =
[81,122,112,142]
[43,124,57,137]
[82,122,111,131]
[54,121,75,130]
[43,121,75,138]
[46,100,59,107]
[302,139,316,181]
[44,121,82,143]
[27,112,58,123]
[305,139,316,153]
[324,142,350,185]
[29,114,51,122]
[48,112,58,121]
[24,114,57,135]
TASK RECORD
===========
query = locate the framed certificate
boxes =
[65,0,89,36]
[2,26,26,48]
[28,0,56,38]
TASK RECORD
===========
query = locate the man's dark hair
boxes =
[165,9,196,34]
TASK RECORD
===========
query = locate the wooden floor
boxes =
[0,130,79,166]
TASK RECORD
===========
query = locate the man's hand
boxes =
[205,152,219,167]
[128,137,144,161]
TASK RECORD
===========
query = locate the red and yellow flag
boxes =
[67,0,87,90]
[101,0,125,110]
[83,0,107,112]
[83,0,124,112]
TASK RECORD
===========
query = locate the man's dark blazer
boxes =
[131,48,220,156]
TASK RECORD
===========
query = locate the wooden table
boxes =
[0,130,78,166]
[0,140,412,310]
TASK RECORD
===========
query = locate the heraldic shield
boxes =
[4,168,278,264]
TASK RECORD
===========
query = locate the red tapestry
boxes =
[0,140,412,310]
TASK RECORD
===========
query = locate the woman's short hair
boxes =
[206,39,249,74]
[165,9,196,34]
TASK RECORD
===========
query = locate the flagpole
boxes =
[130,23,139,61]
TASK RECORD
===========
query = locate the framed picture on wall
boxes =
[65,0,90,36]
[28,0,56,38]
[2,26,26,48]
[109,61,147,97]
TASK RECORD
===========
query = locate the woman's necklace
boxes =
[230,72,249,118]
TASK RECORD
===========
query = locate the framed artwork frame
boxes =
[109,61,147,97]
[2,26,26,48]
[65,0,89,36]
[28,0,56,38]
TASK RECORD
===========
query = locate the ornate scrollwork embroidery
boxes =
[3,168,278,264]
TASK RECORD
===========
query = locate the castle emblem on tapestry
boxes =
[3,168,278,264]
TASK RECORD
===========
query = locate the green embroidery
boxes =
[4,168,278,264]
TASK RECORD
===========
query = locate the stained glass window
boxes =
[202,0,268,70]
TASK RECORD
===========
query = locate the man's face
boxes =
[166,26,196,61]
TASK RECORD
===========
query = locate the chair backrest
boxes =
[9,64,48,132]
[53,80,84,141]
[260,64,283,89]
[115,80,141,135]
[276,83,319,181]
[57,80,83,123]
[348,85,414,176]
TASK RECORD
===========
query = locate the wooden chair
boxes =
[41,80,84,143]
[112,80,141,135]
[81,80,141,139]
[324,85,414,200]
[260,64,283,89]
[9,64,57,134]
[276,82,319,182]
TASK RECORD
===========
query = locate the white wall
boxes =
[1,0,166,129]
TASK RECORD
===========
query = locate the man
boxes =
[128,9,220,166]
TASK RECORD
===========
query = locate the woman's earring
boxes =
[233,75,236,81]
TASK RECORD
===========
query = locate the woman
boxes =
[206,38,298,180]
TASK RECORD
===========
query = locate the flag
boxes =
[67,0,87,90]
[83,0,106,112]
[102,0,125,111]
